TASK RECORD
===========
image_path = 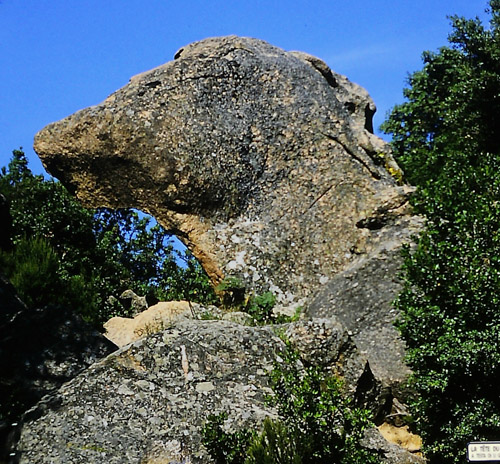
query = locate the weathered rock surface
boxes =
[14,319,414,463]
[119,289,149,317]
[362,427,425,464]
[378,423,422,455]
[305,216,423,396]
[34,35,418,310]
[0,275,117,459]
[285,318,383,415]
[28,35,426,461]
[0,304,116,420]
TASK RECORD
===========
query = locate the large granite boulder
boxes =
[28,36,425,460]
[13,319,421,463]
[34,35,419,311]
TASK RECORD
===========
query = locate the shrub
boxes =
[246,291,276,325]
[201,412,255,464]
[215,276,301,325]
[245,417,301,464]
[394,153,500,463]
[216,276,247,309]
[263,340,380,464]
[0,150,217,325]
[0,236,62,309]
[202,340,380,463]
[382,2,500,461]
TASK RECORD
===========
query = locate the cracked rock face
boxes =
[305,216,425,394]
[34,35,416,308]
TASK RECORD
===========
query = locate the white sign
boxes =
[468,442,500,461]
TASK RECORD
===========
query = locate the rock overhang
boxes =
[34,35,414,305]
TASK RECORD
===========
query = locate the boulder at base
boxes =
[14,319,421,463]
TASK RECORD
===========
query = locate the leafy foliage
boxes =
[0,150,216,326]
[201,412,256,464]
[257,340,380,464]
[215,276,299,325]
[202,341,380,464]
[382,2,500,462]
[394,153,500,463]
[1,236,63,309]
[216,276,247,308]
[244,417,301,464]
[381,1,500,187]
[245,292,277,325]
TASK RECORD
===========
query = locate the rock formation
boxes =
[34,35,419,311]
[119,289,149,317]
[14,318,422,463]
[24,36,426,462]
[305,217,424,395]
[103,300,214,347]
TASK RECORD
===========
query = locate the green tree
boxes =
[0,150,96,264]
[395,154,500,463]
[253,341,379,464]
[1,236,62,309]
[0,150,100,317]
[0,150,216,326]
[202,412,255,464]
[381,1,500,186]
[382,2,500,463]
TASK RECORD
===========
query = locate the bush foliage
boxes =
[202,412,255,464]
[382,2,500,462]
[215,276,296,325]
[202,340,380,464]
[0,150,217,326]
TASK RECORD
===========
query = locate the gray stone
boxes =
[27,35,426,461]
[14,320,281,463]
[221,310,253,325]
[34,35,415,312]
[362,427,426,464]
[14,319,398,463]
[119,289,149,316]
[285,318,384,417]
[306,215,424,399]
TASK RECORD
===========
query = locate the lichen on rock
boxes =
[14,318,387,463]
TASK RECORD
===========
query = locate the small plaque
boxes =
[468,442,500,462]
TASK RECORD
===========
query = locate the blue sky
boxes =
[0,0,491,175]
